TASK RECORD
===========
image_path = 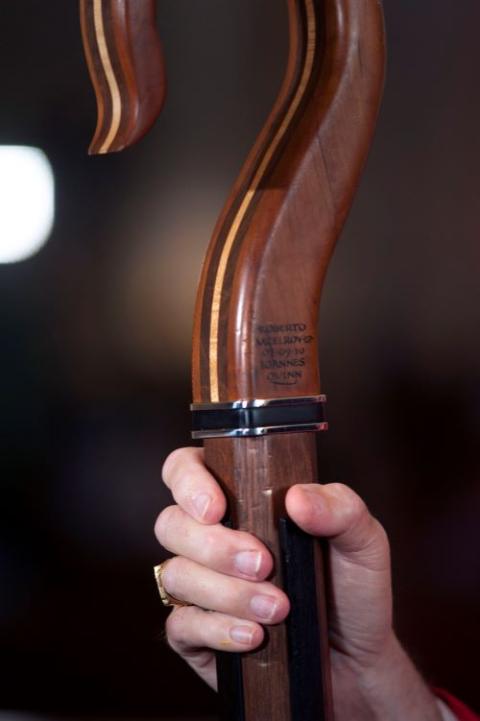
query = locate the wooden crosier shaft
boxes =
[204,432,334,721]
[79,2,386,719]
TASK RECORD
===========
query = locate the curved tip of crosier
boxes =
[86,89,166,156]
[87,141,125,156]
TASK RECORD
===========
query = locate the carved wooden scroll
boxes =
[81,1,385,719]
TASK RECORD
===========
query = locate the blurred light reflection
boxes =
[0,146,54,263]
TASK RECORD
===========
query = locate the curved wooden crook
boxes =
[81,2,385,720]
[79,0,165,154]
[192,0,385,404]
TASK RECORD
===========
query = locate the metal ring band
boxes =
[153,561,192,608]
[191,395,328,439]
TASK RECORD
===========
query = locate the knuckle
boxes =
[161,556,185,593]
[330,483,367,524]
[154,505,179,546]
[162,447,203,487]
[371,517,390,553]
[162,447,188,483]
[165,606,189,644]
[346,495,367,525]
[201,529,221,558]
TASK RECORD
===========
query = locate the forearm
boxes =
[332,634,443,721]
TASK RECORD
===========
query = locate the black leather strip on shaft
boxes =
[216,651,245,721]
[217,517,246,721]
[280,518,328,721]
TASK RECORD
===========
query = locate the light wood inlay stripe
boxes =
[208,0,317,402]
[93,0,122,154]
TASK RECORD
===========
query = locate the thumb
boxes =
[285,483,389,571]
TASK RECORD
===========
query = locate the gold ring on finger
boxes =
[153,560,192,608]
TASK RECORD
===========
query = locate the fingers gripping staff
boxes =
[80,2,385,720]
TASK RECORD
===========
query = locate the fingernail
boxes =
[230,625,255,645]
[192,493,212,520]
[234,550,262,577]
[250,594,278,621]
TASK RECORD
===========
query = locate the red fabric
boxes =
[435,689,480,721]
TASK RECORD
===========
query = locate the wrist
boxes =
[334,633,443,721]
[357,633,442,721]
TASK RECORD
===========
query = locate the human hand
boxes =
[154,447,443,720]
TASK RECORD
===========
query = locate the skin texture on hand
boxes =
[155,447,444,721]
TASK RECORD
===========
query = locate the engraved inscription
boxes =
[255,322,314,386]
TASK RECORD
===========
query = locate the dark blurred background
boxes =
[1,0,479,718]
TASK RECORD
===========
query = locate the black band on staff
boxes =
[191,395,327,439]
[279,518,329,721]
